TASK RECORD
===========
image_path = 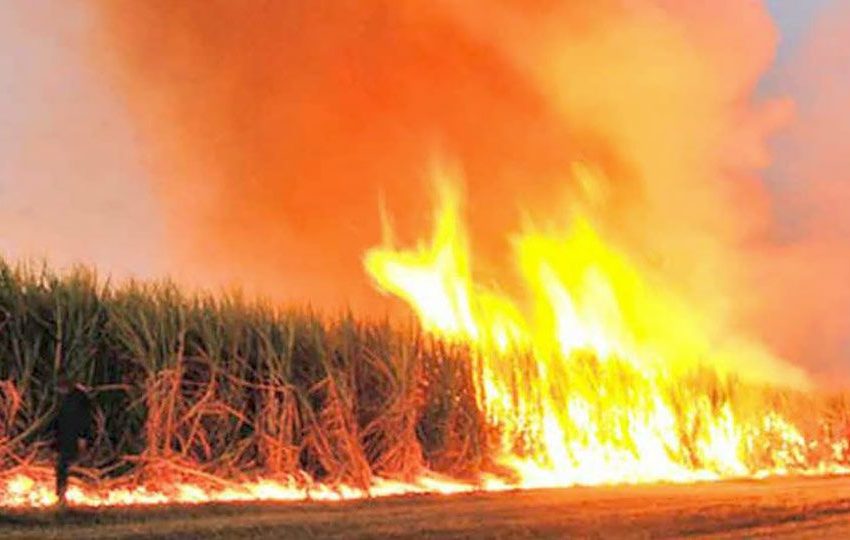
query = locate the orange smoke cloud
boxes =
[92,1,846,380]
[93,0,595,310]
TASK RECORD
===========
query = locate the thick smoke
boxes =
[93,1,847,382]
[93,0,592,311]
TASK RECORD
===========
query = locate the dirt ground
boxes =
[2,475,850,539]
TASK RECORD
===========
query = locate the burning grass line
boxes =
[0,463,494,509]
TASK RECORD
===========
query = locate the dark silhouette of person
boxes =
[50,376,94,507]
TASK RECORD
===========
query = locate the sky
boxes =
[0,0,164,277]
[767,0,830,58]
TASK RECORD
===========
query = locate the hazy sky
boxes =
[0,0,835,277]
[0,0,164,277]
[768,0,831,56]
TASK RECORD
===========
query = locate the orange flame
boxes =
[364,163,848,488]
[0,470,511,509]
[3,165,848,511]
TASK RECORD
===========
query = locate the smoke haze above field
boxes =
[91,1,783,308]
[758,0,850,380]
[1,1,848,381]
[0,1,165,277]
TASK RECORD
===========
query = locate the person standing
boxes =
[51,376,94,507]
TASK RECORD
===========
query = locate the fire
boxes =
[0,165,848,511]
[0,468,509,509]
[364,163,847,487]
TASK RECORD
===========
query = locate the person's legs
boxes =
[55,452,70,507]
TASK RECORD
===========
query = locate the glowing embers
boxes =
[0,469,510,509]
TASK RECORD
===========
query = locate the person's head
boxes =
[56,375,72,395]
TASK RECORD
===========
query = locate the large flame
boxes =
[365,163,844,487]
[3,1,850,510]
[1,165,847,510]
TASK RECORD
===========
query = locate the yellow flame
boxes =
[2,165,848,510]
[365,163,836,486]
[0,471,509,509]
